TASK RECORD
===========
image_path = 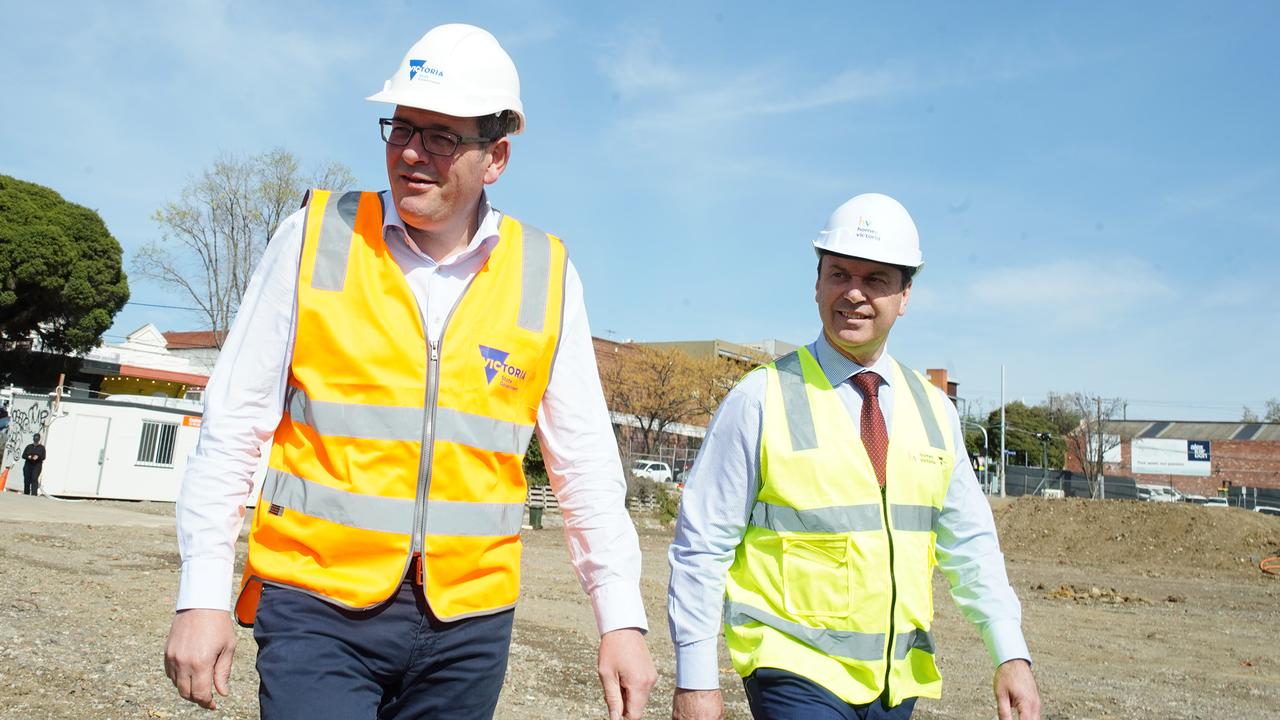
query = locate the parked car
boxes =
[1203,498,1229,508]
[1182,494,1210,504]
[631,460,673,484]
[1255,505,1280,517]
[1136,484,1182,503]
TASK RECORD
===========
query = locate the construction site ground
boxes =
[0,492,1277,719]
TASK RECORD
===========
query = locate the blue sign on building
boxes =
[1187,440,1211,463]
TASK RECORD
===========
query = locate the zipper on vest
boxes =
[410,340,442,561]
[410,254,483,589]
[880,483,898,700]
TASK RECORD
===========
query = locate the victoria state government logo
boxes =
[479,345,528,391]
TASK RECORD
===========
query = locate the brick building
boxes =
[1064,420,1280,495]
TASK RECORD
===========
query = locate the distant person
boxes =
[162,22,653,720]
[0,400,10,430]
[668,194,1041,719]
[22,433,45,496]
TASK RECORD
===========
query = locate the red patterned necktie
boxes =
[852,371,888,488]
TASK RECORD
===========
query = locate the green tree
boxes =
[523,434,549,487]
[135,149,354,346]
[985,401,1068,468]
[0,175,129,353]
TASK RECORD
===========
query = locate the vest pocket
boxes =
[781,534,851,618]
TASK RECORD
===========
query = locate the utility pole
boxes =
[999,365,1006,497]
[1095,395,1105,499]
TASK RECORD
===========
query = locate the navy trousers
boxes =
[744,668,917,720]
[254,581,514,720]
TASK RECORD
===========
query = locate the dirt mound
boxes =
[993,497,1280,575]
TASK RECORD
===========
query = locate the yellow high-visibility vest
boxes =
[235,189,566,625]
[724,347,956,707]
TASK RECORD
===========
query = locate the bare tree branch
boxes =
[134,150,355,346]
[1060,392,1126,498]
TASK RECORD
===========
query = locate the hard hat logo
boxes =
[855,217,881,243]
[408,59,444,82]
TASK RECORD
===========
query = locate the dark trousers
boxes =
[22,464,39,495]
[254,580,514,720]
[744,668,917,720]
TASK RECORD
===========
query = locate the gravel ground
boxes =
[1,492,1277,719]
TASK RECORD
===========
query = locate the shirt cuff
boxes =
[589,581,649,635]
[176,558,236,611]
[981,618,1031,667]
[674,637,722,690]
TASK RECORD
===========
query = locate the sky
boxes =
[2,1,1277,421]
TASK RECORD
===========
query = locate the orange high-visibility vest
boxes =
[235,189,567,625]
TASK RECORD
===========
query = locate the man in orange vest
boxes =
[163,24,655,719]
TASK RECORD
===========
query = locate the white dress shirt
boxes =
[667,333,1029,689]
[175,192,647,635]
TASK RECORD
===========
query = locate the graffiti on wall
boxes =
[2,395,51,475]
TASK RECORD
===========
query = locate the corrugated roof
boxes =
[1233,423,1262,440]
[1138,421,1171,438]
[1105,419,1280,441]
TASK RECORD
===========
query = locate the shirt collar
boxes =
[380,190,500,266]
[811,332,896,388]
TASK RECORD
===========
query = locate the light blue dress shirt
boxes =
[667,333,1030,690]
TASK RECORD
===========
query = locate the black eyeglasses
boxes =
[379,118,491,156]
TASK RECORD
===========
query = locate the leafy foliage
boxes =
[983,400,1071,468]
[523,434,549,487]
[598,345,741,457]
[0,175,129,353]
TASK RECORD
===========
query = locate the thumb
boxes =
[212,643,235,697]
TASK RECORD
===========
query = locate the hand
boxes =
[598,628,657,720]
[164,608,237,710]
[672,688,724,720]
[993,658,1041,720]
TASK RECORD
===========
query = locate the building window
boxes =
[137,421,179,467]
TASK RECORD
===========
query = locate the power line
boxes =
[126,301,201,311]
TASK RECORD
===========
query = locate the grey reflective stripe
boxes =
[896,360,947,450]
[725,601,885,661]
[750,501,882,533]
[774,352,818,451]
[311,191,363,291]
[890,504,939,532]
[287,387,423,441]
[263,468,414,535]
[894,628,935,660]
[517,224,551,332]
[263,469,524,537]
[435,407,535,456]
[287,388,532,455]
[424,500,526,537]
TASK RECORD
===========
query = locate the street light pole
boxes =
[963,420,990,493]
[999,365,1006,498]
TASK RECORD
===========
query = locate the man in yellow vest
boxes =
[668,194,1040,719]
[163,24,655,720]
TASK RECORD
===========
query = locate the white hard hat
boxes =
[367,24,525,134]
[813,193,923,269]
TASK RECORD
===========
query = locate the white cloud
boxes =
[598,32,910,133]
[966,258,1173,327]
